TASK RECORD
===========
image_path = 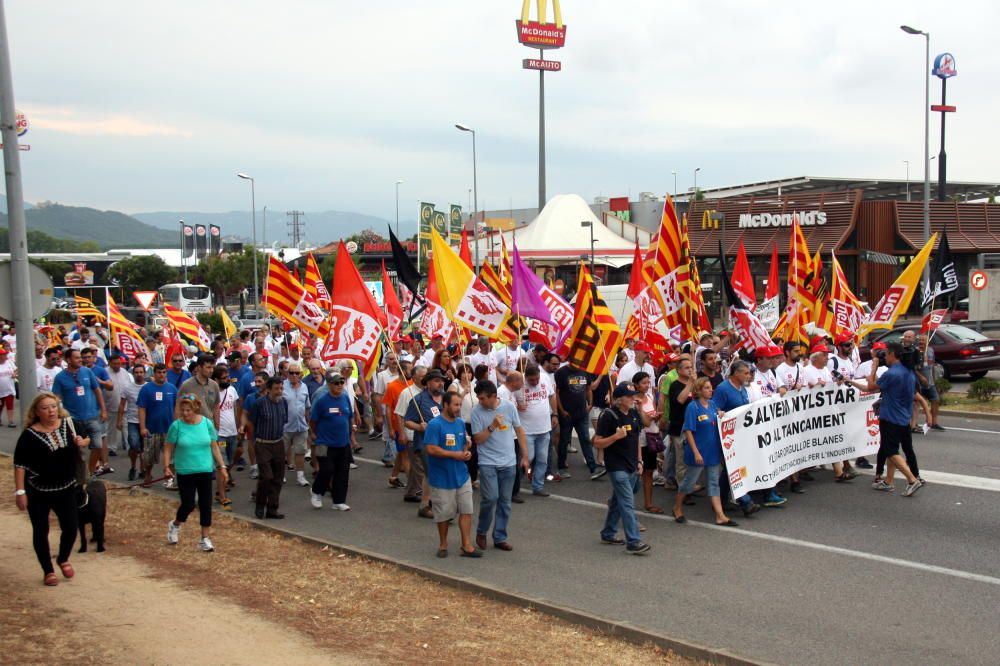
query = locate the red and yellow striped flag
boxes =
[74,295,106,322]
[264,255,330,338]
[565,262,623,376]
[648,196,701,341]
[303,252,332,311]
[163,304,212,351]
[107,294,150,360]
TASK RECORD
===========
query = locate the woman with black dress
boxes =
[13,392,90,586]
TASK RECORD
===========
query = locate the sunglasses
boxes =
[288,371,302,375]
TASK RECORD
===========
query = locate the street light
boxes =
[671,171,677,199]
[237,172,259,314]
[903,160,910,201]
[455,124,479,269]
[580,221,596,276]
[901,24,931,293]
[694,167,702,196]
[395,180,403,236]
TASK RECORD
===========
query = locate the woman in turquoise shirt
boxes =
[163,394,228,552]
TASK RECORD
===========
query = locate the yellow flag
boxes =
[429,229,510,337]
[218,307,237,340]
[856,234,938,339]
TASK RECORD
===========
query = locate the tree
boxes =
[190,248,268,304]
[105,255,177,291]
[344,229,386,246]
[30,259,72,283]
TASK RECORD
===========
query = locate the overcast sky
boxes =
[6,0,997,221]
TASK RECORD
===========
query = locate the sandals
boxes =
[716,519,740,527]
[44,573,59,586]
[459,548,483,558]
[834,474,854,483]
[672,511,687,524]
[436,548,448,558]
[644,505,664,514]
[59,562,75,579]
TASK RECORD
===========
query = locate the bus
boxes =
[158,283,213,313]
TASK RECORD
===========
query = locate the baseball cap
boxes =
[872,341,888,351]
[634,341,652,352]
[324,370,345,384]
[289,343,298,350]
[762,345,784,358]
[810,343,832,354]
[834,332,854,345]
[612,381,640,398]
[227,351,242,361]
[664,352,680,363]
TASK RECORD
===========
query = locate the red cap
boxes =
[762,345,784,357]
[634,342,652,352]
[288,343,298,350]
[720,331,730,337]
[664,352,680,363]
[810,343,832,354]
[0,348,7,355]
[431,334,444,341]
[872,341,888,351]
[400,335,414,343]
[834,332,853,345]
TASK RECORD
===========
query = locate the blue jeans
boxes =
[126,422,142,451]
[558,411,597,472]
[525,432,550,492]
[601,470,642,546]
[477,465,515,543]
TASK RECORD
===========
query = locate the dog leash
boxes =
[106,475,169,492]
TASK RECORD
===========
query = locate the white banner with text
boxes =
[718,385,881,498]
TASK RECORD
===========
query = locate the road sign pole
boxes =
[0,0,37,413]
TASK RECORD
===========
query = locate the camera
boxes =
[875,349,888,362]
[831,369,845,382]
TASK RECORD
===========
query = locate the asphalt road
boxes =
[4,411,998,666]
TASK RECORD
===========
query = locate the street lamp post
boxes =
[262,205,267,249]
[901,24,931,292]
[178,219,188,282]
[671,171,677,199]
[694,167,702,197]
[580,221,596,276]
[904,160,910,201]
[237,173,259,314]
[455,124,479,269]
[395,180,403,236]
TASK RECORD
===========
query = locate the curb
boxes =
[233,517,773,666]
[940,409,1000,422]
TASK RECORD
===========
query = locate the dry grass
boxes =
[0,457,694,665]
[941,393,1000,414]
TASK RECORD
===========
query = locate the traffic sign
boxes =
[970,270,988,291]
[133,291,158,311]
[0,262,54,320]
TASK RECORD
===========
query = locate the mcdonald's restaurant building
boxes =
[680,177,1000,319]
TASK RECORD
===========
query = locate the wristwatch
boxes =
[487,425,496,433]
[15,489,26,496]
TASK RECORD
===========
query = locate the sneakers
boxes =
[532,490,550,497]
[331,503,351,511]
[855,458,874,469]
[199,537,214,552]
[601,536,625,545]
[310,493,323,509]
[568,445,578,453]
[349,463,359,470]
[930,423,946,431]
[296,472,310,487]
[164,477,177,491]
[249,465,259,480]
[872,480,895,493]
[652,472,667,487]
[558,468,572,479]
[741,502,762,517]
[128,467,137,481]
[166,521,180,545]
[590,467,608,480]
[627,542,652,555]
[763,494,787,507]
[94,464,113,477]
[903,479,924,497]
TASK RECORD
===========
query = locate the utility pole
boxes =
[286,210,305,246]
[0,0,37,414]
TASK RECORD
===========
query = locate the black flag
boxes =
[387,227,425,305]
[921,229,958,307]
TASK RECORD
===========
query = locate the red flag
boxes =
[731,242,757,311]
[626,242,645,300]
[459,229,473,269]
[765,243,780,301]
[381,261,403,339]
[921,309,948,334]
[321,242,385,363]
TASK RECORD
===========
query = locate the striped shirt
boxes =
[249,395,288,441]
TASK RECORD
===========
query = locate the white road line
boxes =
[854,468,1000,492]
[354,456,1000,587]
[941,426,1000,436]
[550,494,1000,587]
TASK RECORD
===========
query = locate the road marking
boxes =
[355,456,1000,587]
[942,426,1000,436]
[854,468,1000,492]
[549,494,1000,587]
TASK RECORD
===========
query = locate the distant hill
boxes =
[0,203,177,250]
[0,194,35,210]
[134,209,398,246]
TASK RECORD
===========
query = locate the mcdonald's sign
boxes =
[516,0,566,49]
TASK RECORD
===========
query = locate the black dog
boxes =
[77,480,107,553]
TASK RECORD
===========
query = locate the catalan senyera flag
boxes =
[217,306,237,341]
[74,295,106,322]
[303,252,332,311]
[429,228,510,338]
[565,262,623,376]
[264,255,330,338]
[828,251,865,338]
[648,197,703,342]
[106,294,150,361]
[680,212,711,335]
[163,304,212,351]
[321,242,384,364]
[774,219,816,343]
[856,233,938,340]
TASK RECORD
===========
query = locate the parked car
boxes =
[860,324,1000,380]
[949,298,969,323]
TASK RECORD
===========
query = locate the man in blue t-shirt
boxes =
[861,342,923,496]
[424,391,480,558]
[309,371,354,510]
[404,368,447,519]
[52,348,107,483]
[136,363,178,485]
[166,352,192,389]
[709,361,764,516]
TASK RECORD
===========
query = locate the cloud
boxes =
[25,105,192,138]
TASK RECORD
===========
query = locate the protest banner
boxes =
[718,384,880,498]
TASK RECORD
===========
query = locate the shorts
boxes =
[393,437,406,454]
[878,419,909,458]
[75,418,103,450]
[430,479,474,522]
[680,463,721,496]
[220,435,239,464]
[283,431,308,456]
[126,422,143,452]
[920,384,939,402]
[141,432,166,469]
[641,445,658,470]
[590,407,603,423]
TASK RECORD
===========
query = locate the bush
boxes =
[935,377,952,405]
[196,312,223,338]
[967,378,1000,403]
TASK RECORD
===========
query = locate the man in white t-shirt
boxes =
[747,345,786,402]
[36,347,64,392]
[802,343,834,388]
[774,341,805,391]
[514,365,555,496]
[468,337,498,384]
[617,342,655,397]
[419,335,444,369]
[373,353,399,464]
[495,340,526,383]
[828,332,856,379]
[497,370,522,406]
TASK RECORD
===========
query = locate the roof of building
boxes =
[680,176,1000,203]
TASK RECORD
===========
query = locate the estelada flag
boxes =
[564,262,623,376]
[320,242,384,364]
[263,255,330,338]
[857,233,938,340]
[304,252,332,311]
[381,261,403,340]
[163,304,212,351]
[429,228,510,338]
